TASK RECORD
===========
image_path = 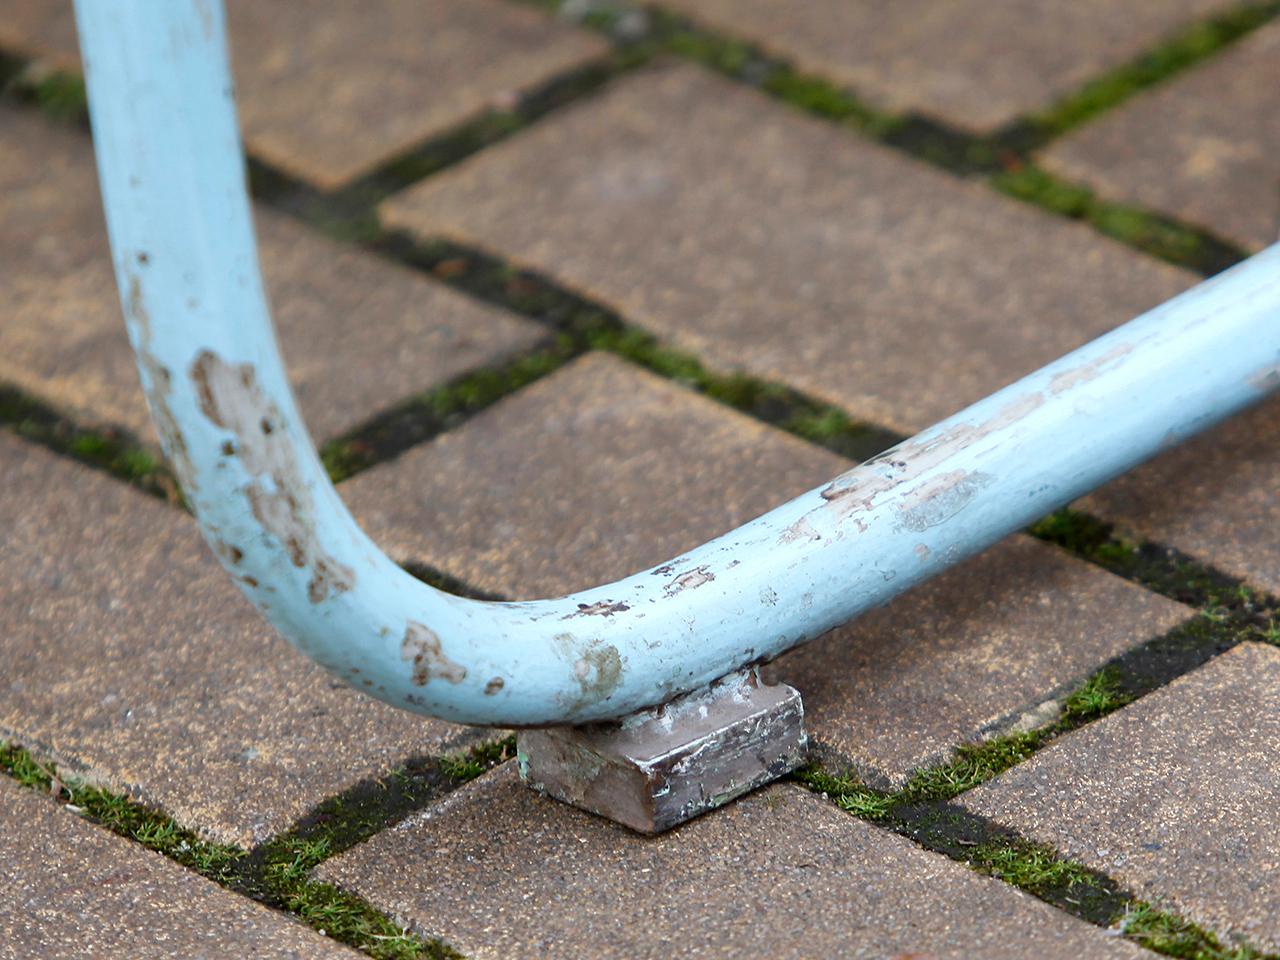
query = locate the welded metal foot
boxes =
[517,668,806,833]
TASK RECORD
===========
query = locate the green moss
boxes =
[994,165,1246,275]
[0,386,181,505]
[1020,1,1280,143]
[0,742,244,884]
[970,838,1093,895]
[1120,902,1271,959]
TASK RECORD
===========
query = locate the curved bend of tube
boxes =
[75,1,1280,726]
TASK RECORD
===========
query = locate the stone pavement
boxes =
[1,1,1277,957]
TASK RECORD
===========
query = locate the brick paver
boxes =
[0,0,609,189]
[1083,395,1280,598]
[343,353,1192,784]
[0,778,359,959]
[654,0,1235,133]
[1044,21,1280,251]
[0,103,544,446]
[962,642,1280,953]
[0,433,468,847]
[316,764,1146,960]
[382,63,1194,434]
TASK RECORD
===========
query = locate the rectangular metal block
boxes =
[517,669,807,833]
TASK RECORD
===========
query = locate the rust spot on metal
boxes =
[664,565,715,596]
[485,677,505,695]
[191,350,355,603]
[400,620,466,686]
[562,600,631,620]
[1048,342,1132,395]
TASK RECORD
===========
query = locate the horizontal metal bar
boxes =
[75,0,1280,727]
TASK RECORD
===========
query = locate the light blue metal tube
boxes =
[75,0,1280,727]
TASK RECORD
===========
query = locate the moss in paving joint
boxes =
[795,749,1274,957]
[1031,507,1279,640]
[0,384,183,507]
[1,53,89,124]
[371,232,901,465]
[1,736,511,958]
[994,165,1248,275]
[1002,0,1280,150]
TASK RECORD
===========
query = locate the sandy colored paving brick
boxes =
[963,642,1280,953]
[342,352,1193,784]
[0,433,468,847]
[1083,394,1280,598]
[383,62,1194,435]
[0,103,545,446]
[655,0,1236,133]
[0,0,609,188]
[1045,20,1280,251]
[0,778,361,959]
[316,764,1147,960]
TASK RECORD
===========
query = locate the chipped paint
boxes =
[664,565,715,596]
[562,600,631,619]
[191,350,355,604]
[401,620,466,686]
[1048,342,1133,394]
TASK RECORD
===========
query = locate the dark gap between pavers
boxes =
[0,0,609,190]
[0,102,547,451]
[1042,19,1280,254]
[314,762,1148,960]
[961,641,1280,954]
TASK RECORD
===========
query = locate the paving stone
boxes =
[655,0,1235,133]
[962,642,1280,952]
[0,0,610,188]
[0,433,469,847]
[776,536,1192,785]
[342,352,1193,784]
[316,764,1145,960]
[382,63,1195,434]
[1044,21,1280,251]
[1082,394,1280,598]
[0,779,360,960]
[0,102,545,446]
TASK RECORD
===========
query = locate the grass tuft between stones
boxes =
[0,385,182,505]
[0,737,512,959]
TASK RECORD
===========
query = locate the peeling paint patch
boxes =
[897,470,995,532]
[400,620,466,686]
[125,274,197,489]
[778,516,821,545]
[190,349,354,603]
[562,600,631,619]
[571,644,623,708]
[1048,343,1132,395]
[484,677,505,695]
[664,565,715,596]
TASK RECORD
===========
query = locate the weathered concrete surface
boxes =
[1083,395,1280,598]
[1044,21,1280,252]
[317,764,1147,960]
[0,103,544,445]
[344,353,1193,784]
[656,0,1235,132]
[0,433,467,847]
[383,63,1194,433]
[0,778,361,958]
[963,643,1280,953]
[0,0,609,188]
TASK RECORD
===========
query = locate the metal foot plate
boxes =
[517,668,806,833]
